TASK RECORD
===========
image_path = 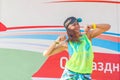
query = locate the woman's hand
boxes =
[84,25,92,33]
[43,35,67,57]
[55,35,66,43]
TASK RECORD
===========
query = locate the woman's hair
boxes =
[66,28,80,42]
[63,16,82,42]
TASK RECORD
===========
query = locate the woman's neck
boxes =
[75,31,81,38]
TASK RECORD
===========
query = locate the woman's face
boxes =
[68,21,80,33]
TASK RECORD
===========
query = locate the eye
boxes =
[76,22,79,25]
[72,24,75,26]
[72,22,79,26]
[68,25,74,29]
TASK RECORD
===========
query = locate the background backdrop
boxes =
[0,0,120,80]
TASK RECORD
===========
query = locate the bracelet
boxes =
[55,41,59,44]
[92,23,96,29]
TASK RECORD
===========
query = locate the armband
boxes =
[55,41,59,44]
[92,23,96,29]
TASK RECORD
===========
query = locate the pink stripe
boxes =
[0,32,66,36]
[96,34,120,42]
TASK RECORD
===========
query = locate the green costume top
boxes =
[65,34,94,73]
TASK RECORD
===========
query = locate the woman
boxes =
[43,16,111,80]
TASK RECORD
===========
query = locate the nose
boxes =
[75,24,80,29]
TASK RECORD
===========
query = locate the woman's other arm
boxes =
[85,24,111,39]
[43,35,67,57]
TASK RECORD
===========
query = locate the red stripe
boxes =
[7,26,64,30]
[6,26,85,30]
[0,22,7,31]
[52,0,120,4]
